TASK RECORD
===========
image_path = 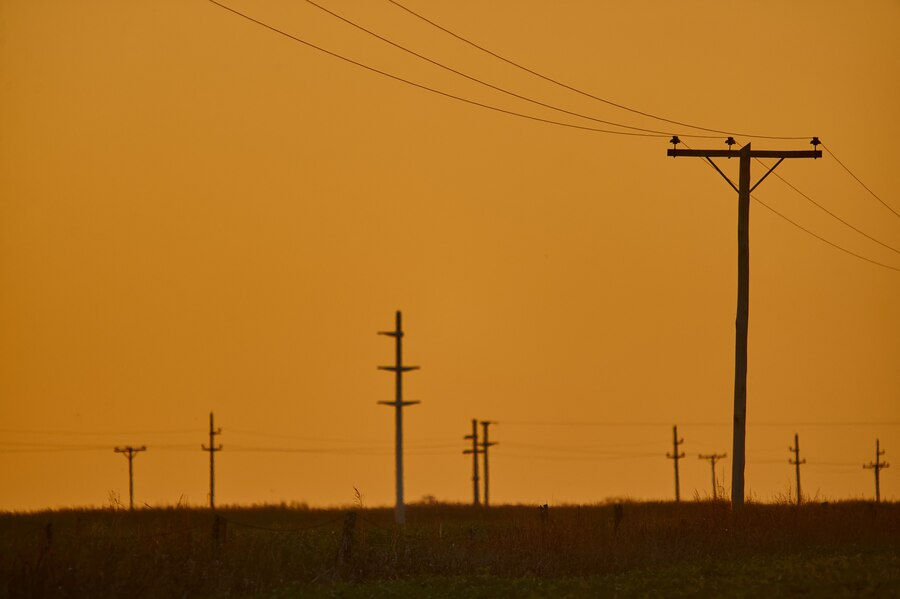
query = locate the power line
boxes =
[0,428,200,436]
[205,0,666,138]
[758,158,900,257]
[684,142,900,274]
[823,143,900,220]
[752,192,900,273]
[301,0,716,139]
[385,0,810,141]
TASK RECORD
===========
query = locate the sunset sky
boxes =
[1,0,898,511]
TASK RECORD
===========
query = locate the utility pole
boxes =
[463,419,481,506]
[863,439,889,502]
[699,453,727,501]
[667,137,821,509]
[788,432,806,505]
[480,421,497,506]
[202,412,223,511]
[378,310,420,525]
[666,425,686,502]
[114,445,147,511]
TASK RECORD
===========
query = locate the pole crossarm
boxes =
[667,149,821,159]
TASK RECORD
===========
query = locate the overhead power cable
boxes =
[206,0,666,137]
[385,0,810,141]
[760,160,900,257]
[0,428,200,436]
[751,193,900,273]
[301,0,718,138]
[823,143,900,220]
[685,142,900,274]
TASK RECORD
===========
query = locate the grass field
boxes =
[2,500,898,597]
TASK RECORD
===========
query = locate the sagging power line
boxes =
[385,0,810,141]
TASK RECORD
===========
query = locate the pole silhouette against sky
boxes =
[378,311,420,524]
[667,139,821,508]
[113,445,146,511]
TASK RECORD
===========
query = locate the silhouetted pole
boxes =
[463,419,481,506]
[666,425,686,502]
[202,412,223,511]
[668,137,821,508]
[863,439,889,502]
[480,421,497,506]
[378,310,420,525]
[114,445,147,511]
[699,453,727,501]
[788,432,806,505]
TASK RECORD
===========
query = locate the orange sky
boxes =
[1,0,898,511]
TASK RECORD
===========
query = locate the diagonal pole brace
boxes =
[705,158,739,193]
[750,157,785,193]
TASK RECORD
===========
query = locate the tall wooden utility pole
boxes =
[114,445,147,511]
[863,439,889,503]
[699,453,727,501]
[667,137,821,508]
[202,412,223,510]
[666,425,686,502]
[378,310,420,525]
[788,432,806,505]
[480,421,497,506]
[463,419,481,506]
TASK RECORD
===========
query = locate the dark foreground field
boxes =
[2,501,898,598]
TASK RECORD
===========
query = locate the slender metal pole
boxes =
[480,421,497,506]
[699,453,727,501]
[394,311,404,523]
[114,445,146,511]
[378,311,420,525]
[482,421,490,506]
[463,419,480,505]
[203,412,223,510]
[789,433,805,505]
[210,414,215,509]
[128,451,135,510]
[667,425,685,502]
[864,439,889,502]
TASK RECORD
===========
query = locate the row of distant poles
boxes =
[666,425,891,504]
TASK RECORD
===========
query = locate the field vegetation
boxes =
[2,500,898,597]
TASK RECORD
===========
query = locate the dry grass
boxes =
[1,500,897,597]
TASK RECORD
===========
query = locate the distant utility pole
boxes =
[699,453,727,501]
[378,310,420,525]
[666,425,686,502]
[788,433,806,505]
[863,439,889,503]
[667,137,821,509]
[114,445,147,511]
[480,421,498,506]
[463,419,481,506]
[202,412,223,511]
